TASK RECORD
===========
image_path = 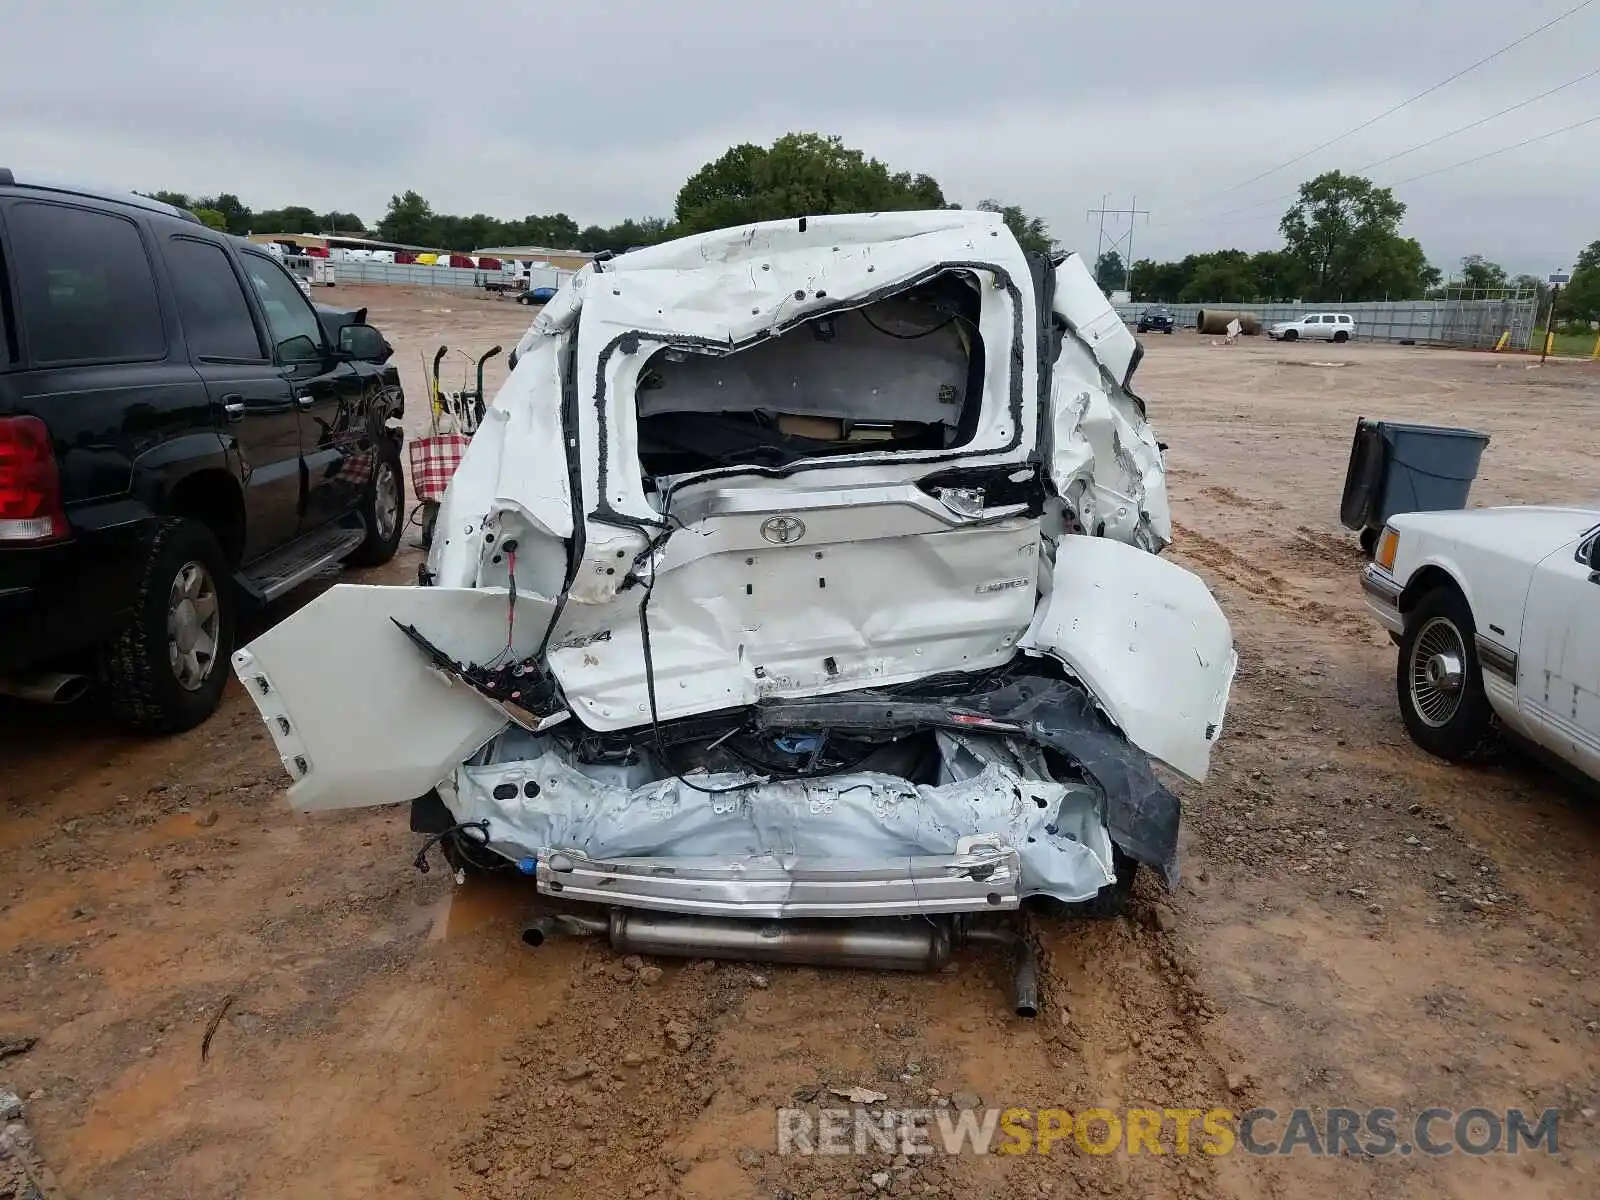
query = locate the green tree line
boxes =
[143,133,1055,258]
[1124,170,1598,321]
[146,137,1597,323]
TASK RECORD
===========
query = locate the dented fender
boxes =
[1022,536,1235,781]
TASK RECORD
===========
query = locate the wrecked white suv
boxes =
[233,212,1235,998]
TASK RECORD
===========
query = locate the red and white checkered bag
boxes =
[408,432,470,503]
[333,453,373,488]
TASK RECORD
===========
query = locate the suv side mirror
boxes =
[277,333,323,363]
[338,323,391,363]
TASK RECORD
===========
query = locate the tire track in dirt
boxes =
[455,904,1278,1200]
[451,944,727,1197]
[1172,521,1372,643]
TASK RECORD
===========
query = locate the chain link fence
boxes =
[286,257,574,293]
[1113,298,1538,349]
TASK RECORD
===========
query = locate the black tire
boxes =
[1081,846,1140,919]
[1396,586,1494,761]
[420,501,440,551]
[97,518,235,735]
[1333,330,1349,344]
[1359,527,1380,557]
[1282,329,1299,342]
[345,439,404,566]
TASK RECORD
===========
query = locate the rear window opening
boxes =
[635,270,985,487]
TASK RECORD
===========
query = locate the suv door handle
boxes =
[295,392,316,409]
[221,395,245,422]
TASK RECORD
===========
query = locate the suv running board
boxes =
[239,523,366,603]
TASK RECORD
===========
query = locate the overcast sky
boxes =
[5,0,1597,274]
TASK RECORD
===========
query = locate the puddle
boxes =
[427,873,533,942]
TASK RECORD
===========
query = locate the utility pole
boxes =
[1085,196,1150,293]
[1543,267,1570,362]
[1089,193,1109,271]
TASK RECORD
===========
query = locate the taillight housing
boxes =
[0,415,69,543]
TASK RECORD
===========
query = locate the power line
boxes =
[1385,110,1600,185]
[1357,63,1600,172]
[1146,64,1600,232]
[1186,0,1596,206]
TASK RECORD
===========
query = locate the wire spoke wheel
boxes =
[1408,615,1467,728]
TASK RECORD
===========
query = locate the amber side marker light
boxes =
[1376,528,1399,572]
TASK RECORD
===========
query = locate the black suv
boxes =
[1136,306,1176,334]
[0,171,406,733]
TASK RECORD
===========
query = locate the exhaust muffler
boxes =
[0,671,90,706]
[524,910,952,971]
[523,909,1039,1015]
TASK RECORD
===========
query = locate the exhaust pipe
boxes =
[0,671,90,706]
[967,927,1040,1019]
[521,909,1039,1017]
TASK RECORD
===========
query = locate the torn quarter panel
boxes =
[431,335,573,600]
[1022,535,1235,781]
[1046,252,1171,550]
[232,584,553,811]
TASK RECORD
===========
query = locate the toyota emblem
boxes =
[760,515,806,545]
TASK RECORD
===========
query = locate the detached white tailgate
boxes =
[232,584,553,811]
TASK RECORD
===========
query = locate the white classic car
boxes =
[1361,506,1600,779]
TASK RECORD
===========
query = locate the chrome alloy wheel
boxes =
[167,560,221,691]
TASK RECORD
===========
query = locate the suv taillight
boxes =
[0,416,68,543]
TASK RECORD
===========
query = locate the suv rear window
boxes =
[8,201,165,366]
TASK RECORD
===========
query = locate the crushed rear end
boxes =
[232,211,1234,997]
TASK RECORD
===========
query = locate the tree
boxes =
[1178,250,1256,302]
[320,211,366,234]
[1559,238,1600,324]
[377,190,437,245]
[191,207,227,232]
[1511,272,1551,311]
[1092,250,1126,291]
[254,205,321,234]
[205,193,252,235]
[977,199,1054,257]
[1128,257,1190,302]
[1248,250,1306,302]
[519,213,581,248]
[1279,171,1429,301]
[675,133,949,234]
[1457,255,1508,292]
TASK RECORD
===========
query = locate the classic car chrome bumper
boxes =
[535,836,1023,919]
[1360,563,1404,636]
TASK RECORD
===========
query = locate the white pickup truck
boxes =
[1361,507,1600,780]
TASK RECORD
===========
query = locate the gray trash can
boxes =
[1340,418,1490,551]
